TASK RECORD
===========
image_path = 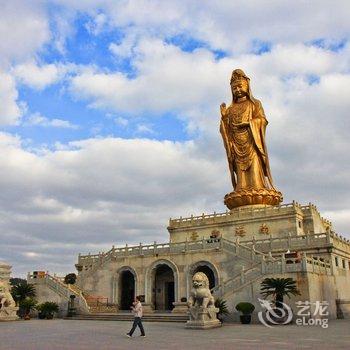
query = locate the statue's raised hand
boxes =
[220,103,227,118]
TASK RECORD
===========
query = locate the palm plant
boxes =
[260,277,300,308]
[20,298,37,319]
[214,298,229,321]
[11,282,36,304]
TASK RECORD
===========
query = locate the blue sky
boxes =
[1,0,350,276]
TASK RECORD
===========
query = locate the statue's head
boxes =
[192,272,209,289]
[230,69,253,102]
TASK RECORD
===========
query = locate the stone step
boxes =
[66,313,188,322]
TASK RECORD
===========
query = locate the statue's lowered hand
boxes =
[220,103,226,117]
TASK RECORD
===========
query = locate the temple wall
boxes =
[168,203,330,244]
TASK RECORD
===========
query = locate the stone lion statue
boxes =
[0,281,16,315]
[188,272,215,308]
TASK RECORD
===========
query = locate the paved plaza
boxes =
[1,319,350,350]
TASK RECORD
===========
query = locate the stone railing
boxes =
[77,231,349,276]
[28,273,90,314]
[168,202,302,228]
[77,238,270,276]
[212,263,263,298]
[212,253,332,298]
[241,231,350,254]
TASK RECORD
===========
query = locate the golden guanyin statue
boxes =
[220,69,283,209]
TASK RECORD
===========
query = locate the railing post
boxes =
[153,241,157,254]
[240,267,245,284]
[124,244,128,257]
[287,232,291,250]
[306,232,310,246]
[329,254,335,275]
[202,237,205,250]
[301,252,307,271]
[185,237,188,251]
[269,235,273,250]
[281,254,286,273]
[139,243,142,255]
[261,256,266,274]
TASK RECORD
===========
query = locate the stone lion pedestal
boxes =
[186,306,221,329]
[185,272,221,329]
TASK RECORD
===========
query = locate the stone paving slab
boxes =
[1,319,350,350]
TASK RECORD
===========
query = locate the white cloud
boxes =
[25,112,78,129]
[0,0,50,65]
[13,62,62,90]
[0,133,224,275]
[0,72,22,125]
[114,117,128,127]
[53,1,350,54]
[1,1,350,277]
[135,123,154,135]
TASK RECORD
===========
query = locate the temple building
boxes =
[29,69,350,321]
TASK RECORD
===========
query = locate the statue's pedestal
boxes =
[224,188,283,209]
[186,306,221,329]
[0,306,19,321]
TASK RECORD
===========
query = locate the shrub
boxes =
[64,273,77,285]
[19,297,37,317]
[215,298,229,318]
[235,302,255,315]
[36,302,59,319]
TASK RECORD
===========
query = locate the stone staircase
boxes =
[67,312,188,323]
[28,273,90,314]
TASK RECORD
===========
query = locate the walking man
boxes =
[126,296,146,337]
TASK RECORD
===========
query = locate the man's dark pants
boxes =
[128,317,145,336]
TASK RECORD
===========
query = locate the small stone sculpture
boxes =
[186,272,221,329]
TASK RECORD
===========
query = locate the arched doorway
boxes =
[152,264,175,311]
[119,270,135,310]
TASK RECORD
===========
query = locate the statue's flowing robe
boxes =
[220,98,275,191]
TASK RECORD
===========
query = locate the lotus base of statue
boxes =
[224,188,283,210]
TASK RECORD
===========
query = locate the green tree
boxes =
[64,273,77,285]
[11,283,36,304]
[260,277,300,308]
[10,278,27,286]
[20,298,37,318]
